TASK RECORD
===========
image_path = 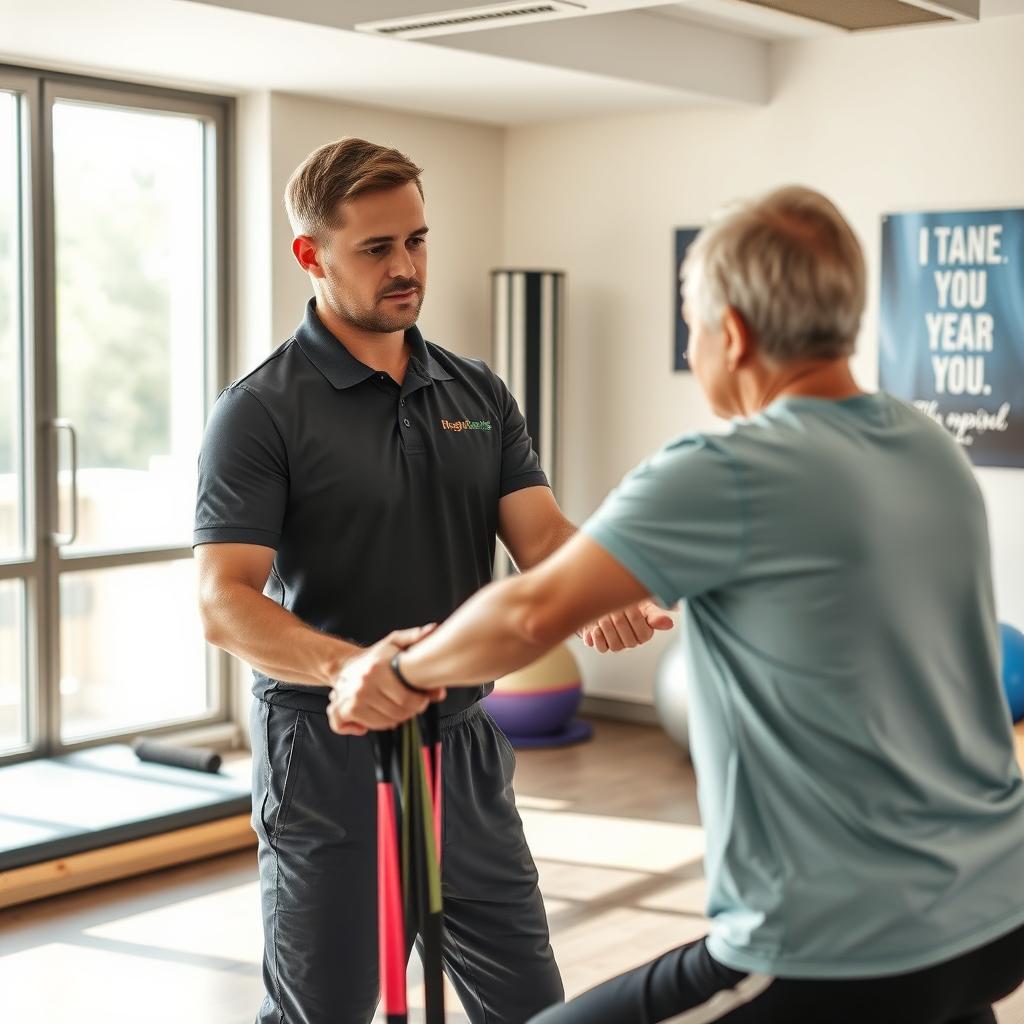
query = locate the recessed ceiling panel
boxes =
[732,0,950,30]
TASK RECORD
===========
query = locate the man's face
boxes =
[316,181,428,334]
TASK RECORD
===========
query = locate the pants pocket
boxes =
[482,707,517,773]
[262,704,308,841]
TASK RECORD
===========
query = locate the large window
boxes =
[0,68,231,763]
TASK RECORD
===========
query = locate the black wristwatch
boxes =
[390,653,420,694]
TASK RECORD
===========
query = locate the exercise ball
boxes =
[1000,622,1024,723]
[654,642,690,754]
[484,644,592,749]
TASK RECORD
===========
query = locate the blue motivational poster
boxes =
[879,209,1024,468]
[674,228,700,372]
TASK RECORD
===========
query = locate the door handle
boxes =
[52,419,79,547]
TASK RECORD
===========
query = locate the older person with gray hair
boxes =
[331,186,1024,1023]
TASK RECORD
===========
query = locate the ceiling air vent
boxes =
[356,1,584,40]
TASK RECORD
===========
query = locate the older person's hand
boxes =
[327,625,446,737]
[577,599,675,653]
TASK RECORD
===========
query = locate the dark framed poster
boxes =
[674,228,700,371]
[879,208,1024,468]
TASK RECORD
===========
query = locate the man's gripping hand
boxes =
[327,625,445,737]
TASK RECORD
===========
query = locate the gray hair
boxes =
[681,186,866,362]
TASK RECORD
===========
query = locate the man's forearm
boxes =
[202,583,359,688]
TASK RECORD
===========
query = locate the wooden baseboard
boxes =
[0,814,257,911]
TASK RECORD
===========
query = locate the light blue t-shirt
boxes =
[583,392,1024,978]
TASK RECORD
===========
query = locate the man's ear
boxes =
[721,306,753,372]
[292,235,325,278]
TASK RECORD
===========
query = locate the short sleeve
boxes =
[582,434,745,607]
[496,376,549,497]
[193,386,289,548]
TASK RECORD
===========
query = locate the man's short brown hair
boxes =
[284,137,424,238]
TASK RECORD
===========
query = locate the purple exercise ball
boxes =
[485,684,582,738]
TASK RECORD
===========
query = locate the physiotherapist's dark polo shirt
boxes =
[194,298,548,715]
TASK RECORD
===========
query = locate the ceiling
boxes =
[1,0,1022,124]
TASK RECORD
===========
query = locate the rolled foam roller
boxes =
[132,739,222,773]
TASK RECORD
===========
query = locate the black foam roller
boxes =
[133,739,222,774]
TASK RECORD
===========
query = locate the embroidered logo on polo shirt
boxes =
[440,418,492,432]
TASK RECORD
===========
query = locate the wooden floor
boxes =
[1,720,1022,1023]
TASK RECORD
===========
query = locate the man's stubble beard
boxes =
[325,277,424,335]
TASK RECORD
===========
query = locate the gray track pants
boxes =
[250,698,564,1024]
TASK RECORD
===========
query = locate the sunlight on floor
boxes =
[519,807,705,874]
[3,940,257,1024]
[83,880,262,964]
[536,861,650,902]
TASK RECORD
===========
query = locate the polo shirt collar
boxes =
[294,297,453,390]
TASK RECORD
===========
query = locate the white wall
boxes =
[502,14,1024,702]
[243,92,505,366]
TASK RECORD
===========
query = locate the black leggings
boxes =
[529,921,1024,1024]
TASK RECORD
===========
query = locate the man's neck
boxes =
[315,297,410,382]
[749,358,862,413]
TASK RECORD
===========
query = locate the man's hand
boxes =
[327,625,446,737]
[577,599,674,653]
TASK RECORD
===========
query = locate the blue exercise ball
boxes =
[1000,622,1024,724]
[654,642,690,754]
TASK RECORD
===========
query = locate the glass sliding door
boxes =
[58,559,209,741]
[46,86,222,743]
[51,98,207,555]
[0,69,231,765]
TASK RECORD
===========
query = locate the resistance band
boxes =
[373,704,445,1024]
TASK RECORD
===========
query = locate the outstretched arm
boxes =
[328,534,653,734]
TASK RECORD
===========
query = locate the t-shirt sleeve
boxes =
[496,376,549,497]
[581,434,745,607]
[193,385,289,549]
